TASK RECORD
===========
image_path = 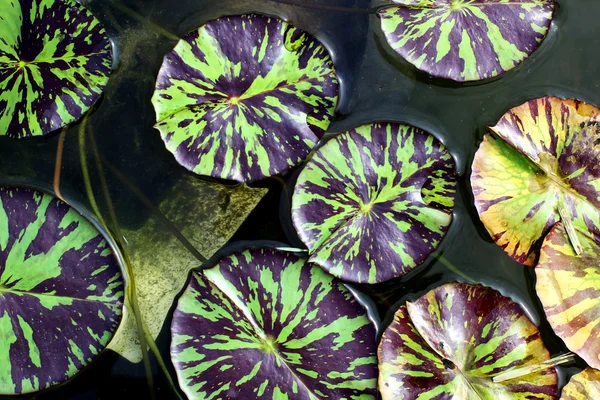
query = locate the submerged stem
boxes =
[78,115,108,228]
[558,204,583,255]
[53,128,67,202]
[435,254,475,283]
[493,352,575,383]
[97,157,207,264]
[141,319,183,399]
[86,132,158,400]
[79,118,161,398]
[88,133,184,400]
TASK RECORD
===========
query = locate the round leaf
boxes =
[151,14,339,183]
[170,248,378,399]
[471,96,600,266]
[0,187,124,395]
[561,368,600,400]
[378,0,554,82]
[292,122,456,284]
[536,223,600,369]
[378,282,558,399]
[0,0,112,138]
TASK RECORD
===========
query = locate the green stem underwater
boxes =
[78,114,108,228]
[89,132,184,400]
[88,130,159,400]
[435,254,475,283]
[98,157,207,264]
[53,128,67,203]
[141,319,183,400]
[79,118,158,399]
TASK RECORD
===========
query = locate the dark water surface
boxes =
[1,0,599,398]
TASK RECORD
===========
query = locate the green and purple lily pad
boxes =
[0,187,124,395]
[471,96,600,266]
[378,282,558,399]
[378,0,555,82]
[536,223,600,369]
[0,0,112,138]
[561,368,600,400]
[170,248,378,399]
[292,122,456,284]
[152,14,339,183]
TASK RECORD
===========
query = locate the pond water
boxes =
[0,0,598,398]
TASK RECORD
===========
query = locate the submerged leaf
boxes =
[561,368,600,400]
[0,187,124,394]
[107,177,266,363]
[378,282,557,399]
[471,96,600,266]
[378,0,554,82]
[292,122,456,284]
[151,14,339,183]
[0,0,112,138]
[171,248,378,399]
[536,223,600,369]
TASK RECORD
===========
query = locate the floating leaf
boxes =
[561,368,600,400]
[0,0,112,138]
[378,0,554,82]
[171,248,378,399]
[151,14,339,183]
[0,187,123,394]
[378,282,558,399]
[536,223,600,369]
[471,96,600,266]
[107,176,267,363]
[292,122,456,284]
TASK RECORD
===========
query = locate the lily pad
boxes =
[378,282,558,399]
[0,187,124,394]
[171,247,378,399]
[0,0,112,138]
[378,0,554,82]
[151,14,339,183]
[471,96,600,266]
[536,223,600,369]
[561,368,600,400]
[291,122,456,284]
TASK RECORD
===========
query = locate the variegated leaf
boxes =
[378,0,554,81]
[0,0,112,138]
[378,282,558,399]
[0,187,124,394]
[561,368,600,400]
[171,248,378,399]
[536,223,600,369]
[152,14,339,183]
[292,122,456,284]
[471,96,600,266]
